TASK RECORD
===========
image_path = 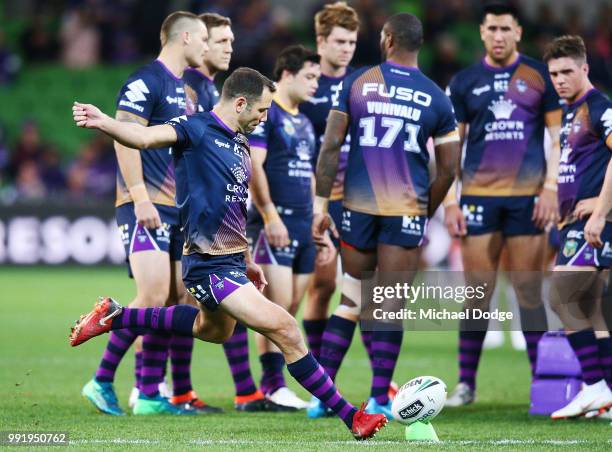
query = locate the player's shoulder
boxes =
[585,90,612,124]
[447,63,482,93]
[344,65,373,86]
[125,60,163,84]
[172,111,215,129]
[517,54,548,74]
[586,89,612,110]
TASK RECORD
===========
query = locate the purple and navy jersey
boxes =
[558,89,612,225]
[447,54,560,196]
[183,68,220,113]
[167,112,251,256]
[249,100,316,212]
[300,70,353,201]
[332,61,458,216]
[115,60,197,207]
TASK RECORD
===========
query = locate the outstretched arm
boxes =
[73,102,177,149]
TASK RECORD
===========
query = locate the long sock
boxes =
[110,305,199,336]
[458,330,486,390]
[260,352,286,395]
[287,352,357,429]
[522,331,544,376]
[302,319,327,360]
[170,334,194,396]
[94,329,137,382]
[140,332,170,397]
[134,350,143,390]
[319,315,356,381]
[222,323,257,396]
[567,329,604,385]
[370,330,403,404]
[596,336,612,390]
[360,328,374,365]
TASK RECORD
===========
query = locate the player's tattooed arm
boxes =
[429,138,460,218]
[114,110,149,203]
[314,111,349,213]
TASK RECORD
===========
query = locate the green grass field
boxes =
[1,267,610,450]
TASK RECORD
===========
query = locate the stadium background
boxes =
[1,0,611,448]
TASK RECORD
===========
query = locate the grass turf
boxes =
[1,267,610,450]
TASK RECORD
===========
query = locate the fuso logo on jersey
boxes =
[124,79,149,103]
[362,83,432,107]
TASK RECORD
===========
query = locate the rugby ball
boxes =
[391,376,447,424]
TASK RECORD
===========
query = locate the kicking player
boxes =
[246,45,322,409]
[69,67,387,440]
[183,12,269,412]
[443,3,562,406]
[312,13,460,419]
[542,35,612,420]
[81,11,210,416]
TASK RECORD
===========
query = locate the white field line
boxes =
[68,438,610,446]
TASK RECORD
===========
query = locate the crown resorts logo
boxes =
[488,96,517,120]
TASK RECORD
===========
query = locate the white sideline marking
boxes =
[70,438,610,446]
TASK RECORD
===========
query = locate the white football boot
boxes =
[267,387,309,409]
[444,382,476,407]
[483,330,504,349]
[128,386,139,409]
[129,378,172,409]
[551,379,612,419]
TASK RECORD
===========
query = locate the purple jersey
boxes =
[115,60,197,207]
[333,61,457,216]
[300,70,353,201]
[249,100,316,212]
[447,55,560,196]
[168,112,251,256]
[558,89,612,225]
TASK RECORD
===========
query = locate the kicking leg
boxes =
[220,283,387,439]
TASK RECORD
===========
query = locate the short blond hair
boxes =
[314,2,360,38]
[160,11,200,46]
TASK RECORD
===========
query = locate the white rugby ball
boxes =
[391,376,447,424]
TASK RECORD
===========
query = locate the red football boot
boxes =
[69,297,123,347]
[351,402,388,440]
